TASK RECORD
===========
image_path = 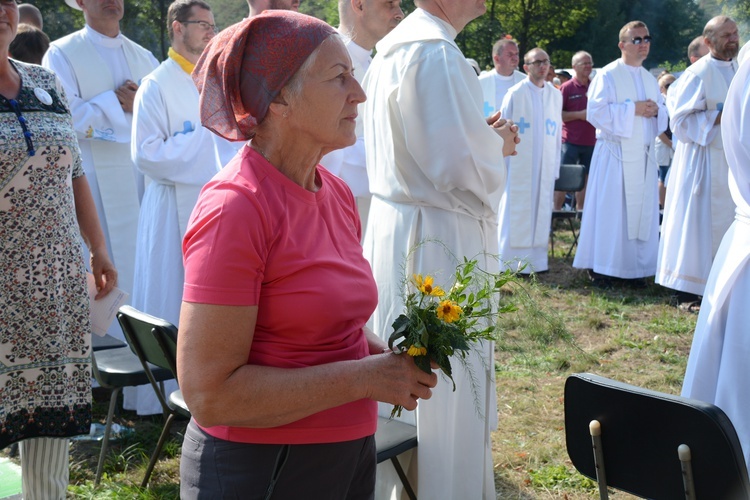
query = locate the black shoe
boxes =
[587,270,613,289]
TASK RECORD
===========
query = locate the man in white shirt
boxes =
[572,20,667,286]
[498,48,562,274]
[128,0,218,415]
[362,0,518,498]
[656,16,739,309]
[43,0,158,337]
[320,0,404,237]
[478,38,525,117]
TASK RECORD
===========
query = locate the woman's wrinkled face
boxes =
[285,37,366,153]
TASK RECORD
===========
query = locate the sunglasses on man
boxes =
[629,36,652,45]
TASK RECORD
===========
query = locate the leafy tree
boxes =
[554,0,707,71]
[491,0,597,69]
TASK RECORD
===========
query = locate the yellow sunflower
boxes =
[414,274,445,297]
[407,345,428,357]
[436,300,463,323]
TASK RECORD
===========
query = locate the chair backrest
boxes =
[565,373,750,499]
[555,164,586,193]
[151,322,179,383]
[117,305,177,373]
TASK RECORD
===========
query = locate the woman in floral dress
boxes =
[0,1,116,496]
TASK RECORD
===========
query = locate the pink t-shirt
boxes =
[182,146,378,445]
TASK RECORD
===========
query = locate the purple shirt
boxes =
[561,77,596,146]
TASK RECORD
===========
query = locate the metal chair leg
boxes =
[390,456,417,500]
[140,412,176,488]
[95,387,121,485]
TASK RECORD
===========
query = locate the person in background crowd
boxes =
[319,0,404,241]
[362,0,519,497]
[479,37,524,117]
[43,0,159,412]
[573,20,667,287]
[17,3,42,30]
[129,0,218,417]
[498,48,562,275]
[656,16,739,312]
[178,11,437,498]
[0,1,117,496]
[556,50,596,211]
[654,71,675,208]
[9,23,49,64]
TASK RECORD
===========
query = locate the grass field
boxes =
[0,222,699,499]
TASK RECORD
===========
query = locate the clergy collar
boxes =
[84,24,124,49]
[710,55,736,66]
[169,47,195,74]
[494,71,516,80]
[342,36,372,62]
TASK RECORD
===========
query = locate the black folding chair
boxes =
[551,164,586,259]
[565,373,750,499]
[375,416,418,500]
[116,306,186,488]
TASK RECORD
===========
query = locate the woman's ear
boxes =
[268,90,290,117]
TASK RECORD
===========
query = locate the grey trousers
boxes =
[180,419,376,500]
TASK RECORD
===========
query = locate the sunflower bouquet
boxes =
[387,257,517,417]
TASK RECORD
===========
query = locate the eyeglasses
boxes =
[574,61,593,67]
[180,20,217,33]
[629,36,652,45]
[527,59,550,67]
[7,98,35,157]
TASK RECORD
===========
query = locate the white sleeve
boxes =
[131,77,219,186]
[586,70,636,139]
[397,47,506,206]
[667,72,720,146]
[42,45,132,143]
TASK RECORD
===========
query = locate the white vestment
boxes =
[362,9,505,500]
[681,56,750,470]
[478,68,526,118]
[656,55,737,295]
[573,59,667,278]
[126,56,218,415]
[320,35,372,236]
[42,26,158,338]
[498,79,562,273]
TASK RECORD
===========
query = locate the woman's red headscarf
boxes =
[192,10,336,141]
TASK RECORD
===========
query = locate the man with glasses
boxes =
[479,37,525,117]
[42,0,158,343]
[573,20,667,286]
[125,0,218,415]
[497,48,562,274]
[555,51,595,211]
[656,16,740,311]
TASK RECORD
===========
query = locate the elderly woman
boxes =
[0,1,116,498]
[178,11,438,498]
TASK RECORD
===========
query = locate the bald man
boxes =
[657,16,740,306]
[320,0,404,238]
[18,3,43,30]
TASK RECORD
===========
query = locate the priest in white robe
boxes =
[656,16,739,299]
[128,0,218,415]
[573,20,667,281]
[362,1,518,498]
[320,0,404,240]
[43,0,158,339]
[681,50,750,470]
[498,48,562,274]
[478,38,525,118]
